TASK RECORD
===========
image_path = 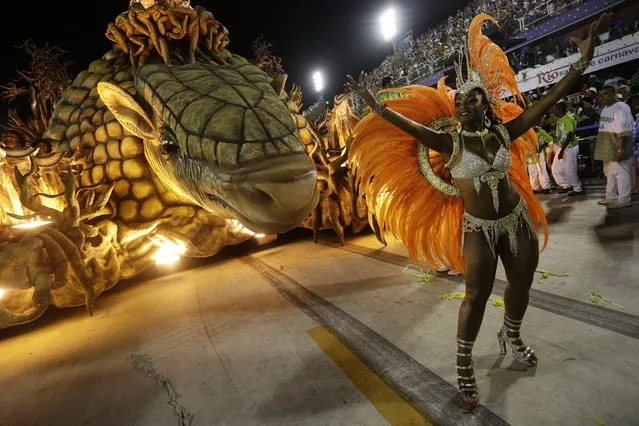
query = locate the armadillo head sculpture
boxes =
[97,62,319,234]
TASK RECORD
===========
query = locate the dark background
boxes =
[0,0,468,110]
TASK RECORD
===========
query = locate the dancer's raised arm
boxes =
[504,13,609,141]
[345,72,452,155]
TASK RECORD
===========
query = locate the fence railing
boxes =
[515,0,584,33]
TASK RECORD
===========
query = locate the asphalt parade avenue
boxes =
[1,189,638,426]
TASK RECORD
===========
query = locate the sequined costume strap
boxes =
[444,131,461,169]
[417,132,461,196]
[494,124,511,149]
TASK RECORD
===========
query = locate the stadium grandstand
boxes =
[355,0,639,178]
[367,0,637,91]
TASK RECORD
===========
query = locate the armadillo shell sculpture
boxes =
[0,0,321,329]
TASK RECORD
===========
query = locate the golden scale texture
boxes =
[43,56,180,225]
[0,2,268,326]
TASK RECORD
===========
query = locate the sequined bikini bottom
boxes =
[461,198,535,259]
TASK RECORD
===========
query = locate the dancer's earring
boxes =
[484,112,492,129]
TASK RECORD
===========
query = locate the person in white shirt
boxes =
[594,86,635,208]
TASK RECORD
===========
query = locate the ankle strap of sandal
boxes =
[457,337,475,350]
[504,317,523,332]
[505,316,523,326]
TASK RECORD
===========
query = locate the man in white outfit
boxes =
[594,86,635,209]
[551,101,583,196]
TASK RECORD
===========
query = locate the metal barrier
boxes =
[576,133,602,177]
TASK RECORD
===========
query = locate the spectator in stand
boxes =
[576,96,600,137]
[594,86,635,208]
[608,23,622,41]
[589,74,603,90]
[551,100,583,195]
[619,18,634,37]
[533,46,546,66]
[603,71,616,88]
[552,43,566,60]
[528,124,553,193]
[579,83,590,97]
[603,71,624,89]
[617,85,630,102]
[586,86,599,106]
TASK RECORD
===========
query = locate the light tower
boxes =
[312,70,324,93]
[380,8,398,42]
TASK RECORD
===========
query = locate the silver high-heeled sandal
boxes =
[457,337,480,407]
[497,316,538,366]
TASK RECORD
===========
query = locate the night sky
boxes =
[0,0,468,109]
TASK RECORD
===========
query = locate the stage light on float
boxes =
[151,234,186,265]
[11,219,53,229]
[312,71,324,93]
[228,219,275,245]
[0,288,4,300]
[241,228,275,246]
[380,8,398,41]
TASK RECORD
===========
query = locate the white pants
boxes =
[527,153,551,191]
[552,145,582,192]
[603,159,632,203]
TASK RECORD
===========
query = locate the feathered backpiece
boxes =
[349,14,547,274]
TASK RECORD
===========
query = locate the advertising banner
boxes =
[515,33,639,93]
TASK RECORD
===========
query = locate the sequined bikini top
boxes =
[449,143,511,179]
[446,124,512,213]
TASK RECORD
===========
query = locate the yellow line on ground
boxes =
[308,326,433,426]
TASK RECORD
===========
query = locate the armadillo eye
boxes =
[160,133,180,155]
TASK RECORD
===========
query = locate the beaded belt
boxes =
[461,198,535,258]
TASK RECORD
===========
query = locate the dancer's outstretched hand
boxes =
[570,13,611,61]
[345,71,376,107]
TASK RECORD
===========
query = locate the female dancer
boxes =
[346,13,607,406]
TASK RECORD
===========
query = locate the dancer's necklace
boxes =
[460,128,489,147]
[460,128,489,138]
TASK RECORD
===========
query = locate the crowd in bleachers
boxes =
[367,0,584,90]
[509,15,639,72]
